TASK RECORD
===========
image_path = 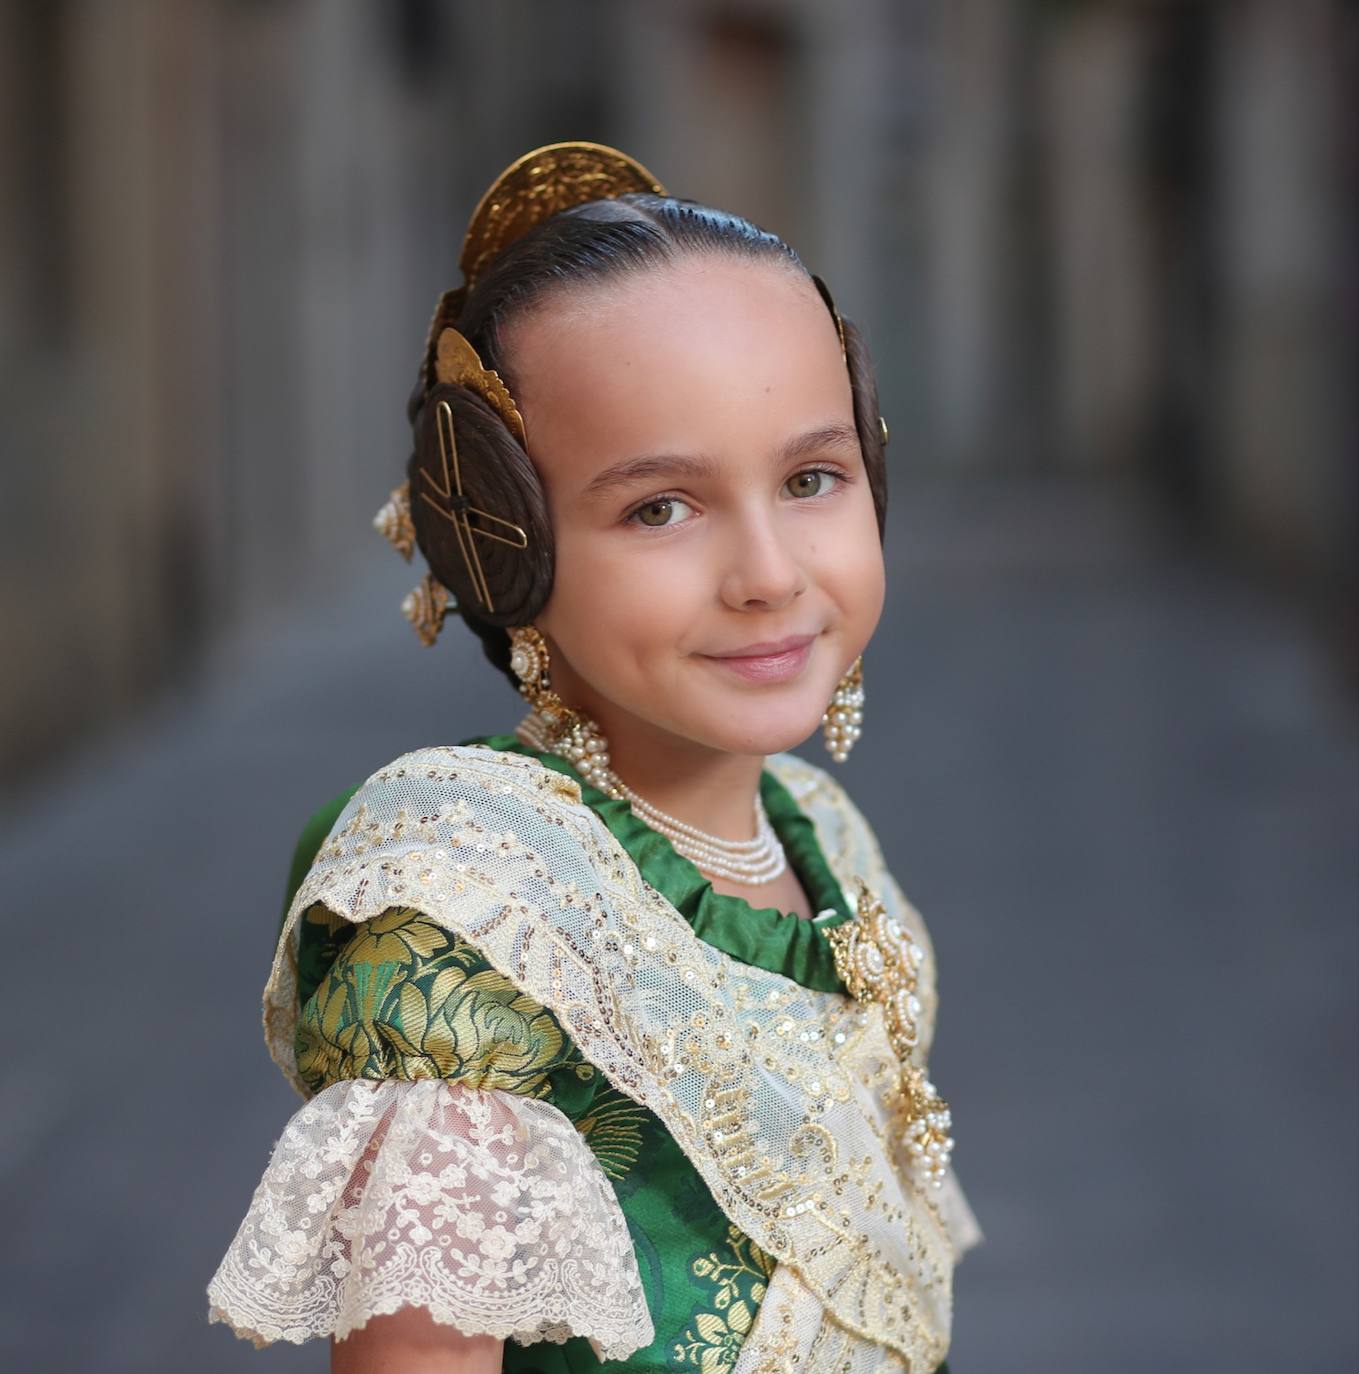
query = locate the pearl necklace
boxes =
[515,709,788,884]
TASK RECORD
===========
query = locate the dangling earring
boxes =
[508,626,615,792]
[823,655,865,763]
[507,624,552,705]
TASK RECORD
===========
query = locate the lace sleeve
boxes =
[207,1077,653,1357]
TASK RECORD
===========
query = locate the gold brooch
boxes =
[827,878,955,1190]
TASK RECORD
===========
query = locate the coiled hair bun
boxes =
[408,381,554,631]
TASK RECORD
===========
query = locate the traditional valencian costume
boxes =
[207,143,981,1373]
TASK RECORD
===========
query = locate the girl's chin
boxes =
[690,705,830,757]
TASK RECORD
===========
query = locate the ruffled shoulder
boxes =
[208,1078,653,1355]
[266,745,591,1097]
[292,903,603,1127]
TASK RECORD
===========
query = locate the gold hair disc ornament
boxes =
[827,878,955,1191]
[460,141,667,293]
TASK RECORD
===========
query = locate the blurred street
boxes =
[1,474,1354,1373]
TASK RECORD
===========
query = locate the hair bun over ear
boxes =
[407,382,554,629]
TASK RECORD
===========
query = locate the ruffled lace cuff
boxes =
[207,1079,654,1357]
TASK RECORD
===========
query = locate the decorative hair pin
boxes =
[432,328,527,444]
[401,572,452,647]
[419,329,530,615]
[373,483,416,561]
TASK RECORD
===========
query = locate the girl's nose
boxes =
[717,509,807,611]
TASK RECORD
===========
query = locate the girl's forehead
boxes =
[520,254,824,352]
[506,256,853,475]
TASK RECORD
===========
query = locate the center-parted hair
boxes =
[405,192,888,686]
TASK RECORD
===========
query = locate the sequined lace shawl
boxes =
[262,745,964,1370]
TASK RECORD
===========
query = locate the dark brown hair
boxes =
[404,192,887,685]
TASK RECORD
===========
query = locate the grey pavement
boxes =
[2,474,1355,1373]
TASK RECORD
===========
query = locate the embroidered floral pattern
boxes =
[574,1083,650,1183]
[295,906,571,1095]
[676,1226,777,1374]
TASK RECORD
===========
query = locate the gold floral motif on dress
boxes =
[575,1084,650,1182]
[676,1225,777,1374]
[295,906,570,1095]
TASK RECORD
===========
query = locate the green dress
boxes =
[277,734,949,1374]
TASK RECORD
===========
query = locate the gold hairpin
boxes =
[417,392,528,614]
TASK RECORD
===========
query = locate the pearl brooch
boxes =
[827,878,956,1190]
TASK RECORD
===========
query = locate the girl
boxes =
[208,141,980,1374]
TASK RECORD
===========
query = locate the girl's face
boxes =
[504,253,885,761]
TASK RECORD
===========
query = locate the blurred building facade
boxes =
[1,0,1354,783]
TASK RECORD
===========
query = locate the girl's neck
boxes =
[562,698,766,843]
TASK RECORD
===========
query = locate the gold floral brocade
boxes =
[263,746,956,1370]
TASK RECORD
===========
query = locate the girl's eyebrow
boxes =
[581,422,860,503]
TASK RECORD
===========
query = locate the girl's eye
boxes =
[786,468,840,499]
[629,496,695,528]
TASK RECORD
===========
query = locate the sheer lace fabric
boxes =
[207,1078,653,1356]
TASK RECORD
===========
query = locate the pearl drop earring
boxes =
[822,656,864,763]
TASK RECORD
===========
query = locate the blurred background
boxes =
[1,1,1355,1370]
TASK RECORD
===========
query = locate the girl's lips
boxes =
[700,637,816,684]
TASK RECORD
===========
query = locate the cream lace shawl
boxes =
[208,745,980,1368]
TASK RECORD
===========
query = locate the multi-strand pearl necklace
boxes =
[515,708,788,884]
[622,786,786,883]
